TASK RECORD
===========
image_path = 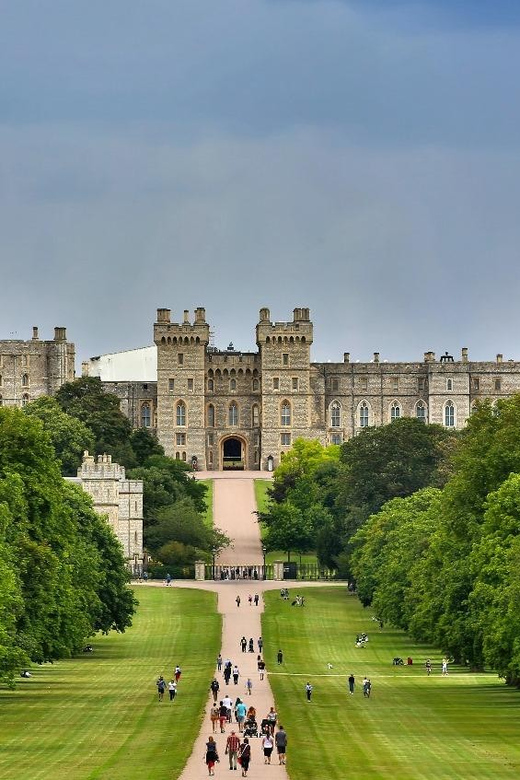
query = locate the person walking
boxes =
[168,679,177,701]
[262,731,274,764]
[240,637,247,653]
[174,665,182,683]
[238,738,251,777]
[232,665,240,685]
[266,706,277,735]
[210,678,220,703]
[277,649,283,665]
[166,573,172,586]
[225,730,241,770]
[245,678,253,696]
[219,700,228,733]
[258,637,263,653]
[210,704,220,733]
[222,693,234,723]
[442,657,449,675]
[224,663,232,685]
[425,659,432,676]
[275,725,288,765]
[258,658,265,681]
[254,594,259,606]
[305,681,313,702]
[156,675,166,701]
[348,673,355,695]
[236,595,241,608]
[363,677,370,697]
[235,699,247,732]
[205,736,219,776]
[248,594,253,606]
[217,654,223,672]
[248,638,254,653]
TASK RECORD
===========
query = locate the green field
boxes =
[263,586,520,780]
[0,587,220,780]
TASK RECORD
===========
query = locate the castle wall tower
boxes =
[256,307,316,469]
[154,307,210,464]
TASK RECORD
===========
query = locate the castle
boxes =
[3,310,520,472]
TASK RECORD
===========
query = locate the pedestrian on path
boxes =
[266,707,277,735]
[275,726,287,765]
[258,637,263,652]
[248,638,254,653]
[233,665,240,685]
[223,694,233,723]
[254,594,259,606]
[210,704,220,733]
[262,731,274,763]
[245,678,253,696]
[236,595,241,608]
[225,730,241,770]
[277,649,283,665]
[219,701,228,733]
[205,736,219,776]
[235,699,247,732]
[248,594,253,606]
[166,573,172,586]
[306,682,313,702]
[210,678,220,703]
[156,675,166,701]
[240,637,247,653]
[348,674,355,695]
[168,679,177,701]
[224,664,232,685]
[217,654,223,672]
[257,657,265,680]
[238,738,251,777]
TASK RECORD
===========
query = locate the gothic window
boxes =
[416,401,427,423]
[330,401,341,428]
[281,401,291,426]
[21,393,29,407]
[281,433,291,446]
[182,452,187,461]
[446,378,453,391]
[494,378,501,392]
[175,452,180,459]
[208,451,213,466]
[176,401,186,426]
[141,403,151,428]
[359,401,369,428]
[207,404,215,427]
[253,379,259,391]
[252,404,259,427]
[229,402,238,426]
[230,379,237,391]
[390,401,401,421]
[444,400,455,427]
[208,379,214,391]
[21,373,29,387]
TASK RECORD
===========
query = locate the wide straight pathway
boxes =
[176,470,293,780]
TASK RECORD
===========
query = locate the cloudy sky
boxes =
[1,0,519,366]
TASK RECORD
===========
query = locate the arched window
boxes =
[207,379,214,391]
[444,400,455,427]
[21,373,29,387]
[416,401,426,423]
[390,401,401,421]
[141,403,151,428]
[252,379,259,391]
[359,401,369,428]
[176,401,186,426]
[252,404,259,427]
[21,393,29,407]
[230,379,237,391]
[229,403,238,426]
[330,401,341,428]
[281,401,291,426]
[446,379,453,391]
[182,451,187,461]
[207,404,215,427]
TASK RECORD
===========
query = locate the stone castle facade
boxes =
[0,326,75,406]
[68,452,144,574]
[4,310,520,472]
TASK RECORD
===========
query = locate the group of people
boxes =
[236,594,261,607]
[219,566,261,581]
[239,635,260,654]
[355,632,369,648]
[347,673,372,697]
[156,665,182,702]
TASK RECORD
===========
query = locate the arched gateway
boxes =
[221,436,245,470]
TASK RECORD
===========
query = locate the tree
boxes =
[23,396,95,475]
[264,503,314,561]
[129,455,207,521]
[129,428,164,465]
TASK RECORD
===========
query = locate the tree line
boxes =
[262,404,520,683]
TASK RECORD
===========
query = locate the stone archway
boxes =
[221,436,245,470]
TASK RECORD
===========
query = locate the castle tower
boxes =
[46,326,75,395]
[256,307,313,469]
[154,307,210,464]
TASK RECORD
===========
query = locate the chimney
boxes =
[373,352,380,363]
[344,352,350,363]
[497,353,503,364]
[461,347,468,363]
[54,327,66,341]
[32,326,39,340]
[194,307,206,323]
[183,310,190,324]
[156,308,171,323]
[259,308,271,323]
[81,361,90,376]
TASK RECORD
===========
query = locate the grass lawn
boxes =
[263,586,520,780]
[0,587,220,780]
[254,479,319,566]
[199,478,213,527]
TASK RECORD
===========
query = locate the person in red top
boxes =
[225,730,241,770]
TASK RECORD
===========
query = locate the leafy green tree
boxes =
[54,377,133,462]
[264,502,314,561]
[130,455,207,520]
[146,497,229,559]
[23,396,95,475]
[269,438,340,505]
[129,428,164,465]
